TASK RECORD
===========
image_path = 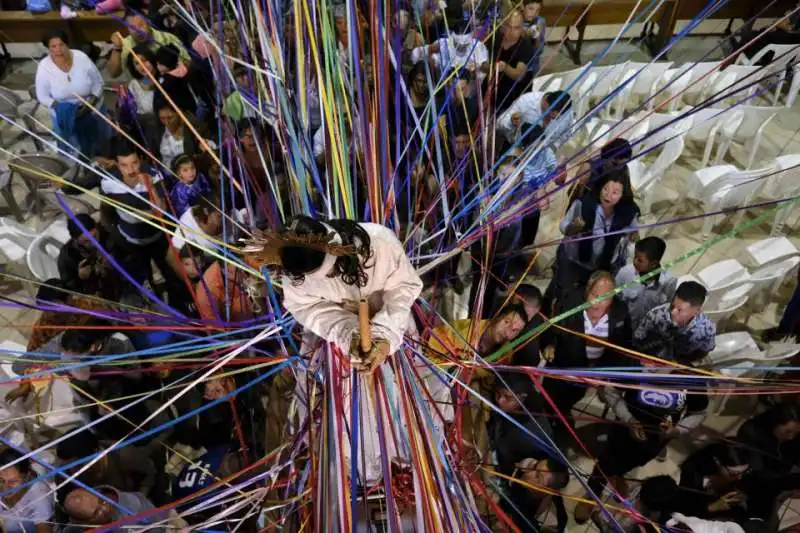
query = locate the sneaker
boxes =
[60,4,78,18]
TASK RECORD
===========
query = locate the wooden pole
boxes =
[359,298,372,353]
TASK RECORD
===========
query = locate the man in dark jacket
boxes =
[540,271,633,426]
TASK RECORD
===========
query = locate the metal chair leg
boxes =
[0,186,24,222]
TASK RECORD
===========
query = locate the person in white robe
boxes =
[246,216,424,484]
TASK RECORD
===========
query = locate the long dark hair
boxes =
[127,44,156,80]
[594,172,635,206]
[280,217,373,287]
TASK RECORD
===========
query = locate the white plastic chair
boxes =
[682,61,723,104]
[713,105,781,169]
[548,65,591,99]
[708,331,761,366]
[618,61,674,111]
[749,256,800,305]
[738,44,800,67]
[760,342,800,364]
[760,154,800,236]
[737,44,800,105]
[583,115,651,153]
[681,107,744,168]
[0,217,38,239]
[660,68,693,112]
[0,229,28,263]
[745,236,799,270]
[0,339,25,381]
[783,63,800,107]
[695,258,752,309]
[25,234,63,281]
[688,164,774,237]
[573,71,598,120]
[703,284,752,331]
[585,63,630,118]
[532,73,556,93]
[631,127,685,214]
[710,65,761,105]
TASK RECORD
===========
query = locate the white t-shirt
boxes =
[34,49,103,108]
[128,79,155,115]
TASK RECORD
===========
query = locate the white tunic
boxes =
[282,223,423,354]
[283,222,424,484]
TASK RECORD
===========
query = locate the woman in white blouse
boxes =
[125,44,157,118]
[34,29,107,157]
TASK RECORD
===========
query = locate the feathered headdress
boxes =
[241,227,359,268]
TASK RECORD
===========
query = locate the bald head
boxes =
[65,488,114,525]
[503,10,525,41]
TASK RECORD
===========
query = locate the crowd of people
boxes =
[5,0,800,531]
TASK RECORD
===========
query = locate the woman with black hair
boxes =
[123,44,158,120]
[549,172,640,305]
[247,215,423,484]
[570,138,634,204]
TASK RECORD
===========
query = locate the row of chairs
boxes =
[574,106,792,219]
[685,154,800,238]
[680,236,800,329]
[537,44,800,120]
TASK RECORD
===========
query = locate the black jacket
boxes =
[542,287,633,369]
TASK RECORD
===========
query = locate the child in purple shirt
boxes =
[170,154,211,217]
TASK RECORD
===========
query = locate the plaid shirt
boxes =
[633,303,716,362]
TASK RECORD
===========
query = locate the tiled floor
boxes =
[1,30,799,531]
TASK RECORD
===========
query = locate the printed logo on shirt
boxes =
[637,390,685,410]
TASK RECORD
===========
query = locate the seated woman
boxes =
[35,29,109,158]
[0,448,54,533]
[549,173,640,305]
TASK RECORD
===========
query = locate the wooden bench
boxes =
[0,10,123,78]
[0,10,124,44]
[540,0,799,65]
